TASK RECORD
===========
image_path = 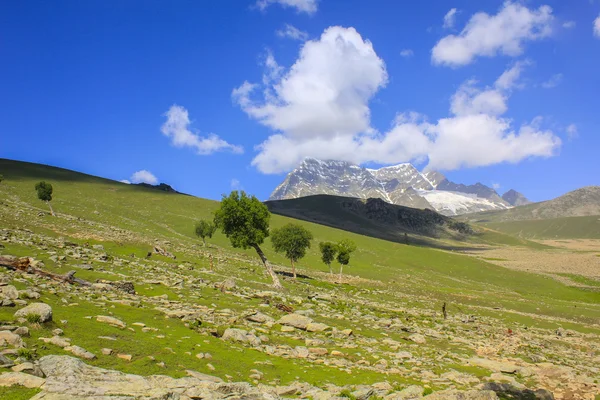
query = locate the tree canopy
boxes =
[213,191,282,288]
[35,181,55,216]
[195,219,216,245]
[35,181,53,202]
[319,242,337,274]
[335,239,357,281]
[271,223,313,278]
[213,191,270,249]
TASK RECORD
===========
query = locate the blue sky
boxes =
[1,0,599,202]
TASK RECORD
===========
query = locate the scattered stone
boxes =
[96,315,126,329]
[12,362,45,378]
[408,333,426,344]
[101,348,113,355]
[117,354,132,361]
[65,345,96,360]
[0,371,45,388]
[0,331,23,347]
[0,285,19,300]
[306,322,330,332]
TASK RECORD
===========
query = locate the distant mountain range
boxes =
[464,186,600,222]
[269,158,529,216]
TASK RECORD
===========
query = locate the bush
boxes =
[17,348,34,360]
[25,313,42,324]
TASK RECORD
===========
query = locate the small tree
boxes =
[195,219,216,246]
[319,242,337,275]
[35,181,54,216]
[336,239,356,282]
[271,223,313,279]
[213,191,282,289]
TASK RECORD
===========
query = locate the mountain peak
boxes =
[502,189,531,206]
[269,158,518,215]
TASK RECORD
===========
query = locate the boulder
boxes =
[222,328,261,346]
[306,322,330,332]
[12,362,45,378]
[14,303,53,323]
[1,285,19,300]
[276,313,313,330]
[0,371,45,388]
[408,333,426,344]
[0,330,23,347]
[65,345,96,360]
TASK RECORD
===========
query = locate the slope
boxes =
[1,158,599,398]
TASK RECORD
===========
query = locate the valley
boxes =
[0,159,599,399]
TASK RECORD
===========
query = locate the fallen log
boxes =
[0,256,91,286]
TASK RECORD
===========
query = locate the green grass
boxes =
[0,386,41,400]
[479,215,600,239]
[1,157,600,388]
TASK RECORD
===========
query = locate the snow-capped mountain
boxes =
[269,158,518,216]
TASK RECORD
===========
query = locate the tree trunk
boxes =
[328,263,332,275]
[47,201,55,217]
[0,256,90,286]
[290,259,296,279]
[251,244,283,289]
[202,238,206,246]
[338,264,344,282]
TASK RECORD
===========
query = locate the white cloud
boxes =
[495,60,529,90]
[562,21,576,29]
[236,27,561,174]
[233,26,388,141]
[541,73,563,88]
[230,179,243,190]
[432,2,554,67]
[120,179,131,184]
[276,24,308,40]
[161,105,243,155]
[400,49,414,58]
[256,0,317,14]
[566,124,578,140]
[492,183,501,190]
[443,8,458,29]
[130,170,158,185]
[594,14,600,37]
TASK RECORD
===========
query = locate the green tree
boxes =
[336,239,357,281]
[35,181,54,216]
[319,242,337,275]
[271,223,313,279]
[195,219,216,246]
[213,190,282,289]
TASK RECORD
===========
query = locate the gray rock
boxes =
[14,302,53,323]
[276,313,313,330]
[1,285,19,300]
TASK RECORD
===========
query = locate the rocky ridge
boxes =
[269,159,520,216]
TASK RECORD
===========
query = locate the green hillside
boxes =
[1,158,599,398]
[481,215,600,239]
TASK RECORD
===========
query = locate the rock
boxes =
[18,290,40,299]
[220,278,236,291]
[101,348,113,355]
[14,326,29,337]
[308,347,328,356]
[387,385,424,399]
[482,383,554,400]
[425,389,499,399]
[0,354,14,368]
[40,336,71,348]
[306,322,330,332]
[1,285,19,300]
[12,362,45,378]
[185,369,223,383]
[408,333,426,344]
[353,387,375,400]
[246,312,274,324]
[0,371,45,388]
[52,328,64,336]
[222,328,262,346]
[0,331,23,347]
[276,313,313,330]
[117,354,132,361]
[14,302,53,323]
[396,351,412,359]
[65,345,96,360]
[294,346,310,358]
[96,315,126,329]
[1,299,15,307]
[467,358,520,374]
